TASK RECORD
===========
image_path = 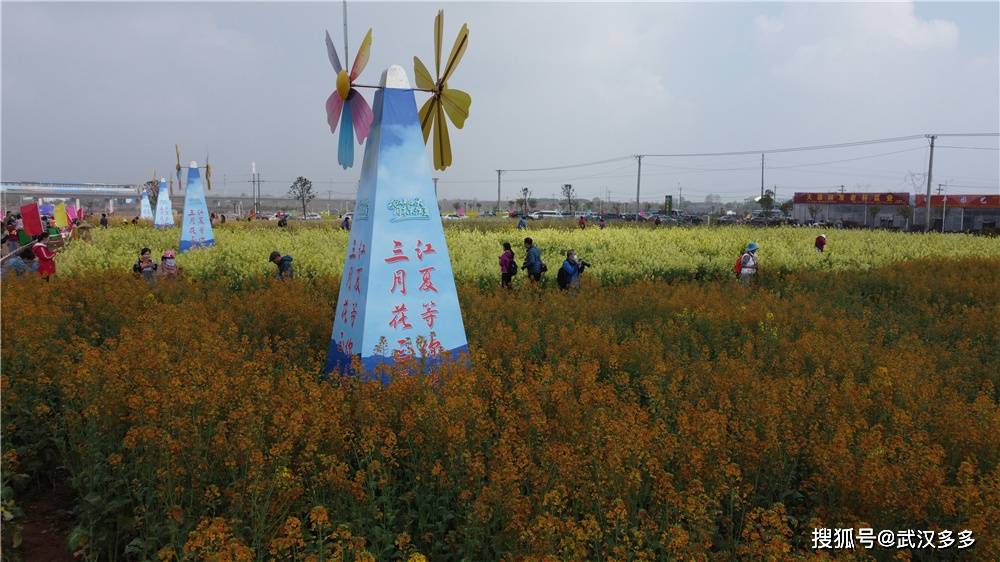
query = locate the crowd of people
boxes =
[4,207,836,292]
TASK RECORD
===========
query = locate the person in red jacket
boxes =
[814,233,827,253]
[32,234,56,280]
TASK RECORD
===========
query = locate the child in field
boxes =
[159,249,180,278]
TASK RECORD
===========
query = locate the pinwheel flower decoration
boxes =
[413,10,471,171]
[325,28,375,169]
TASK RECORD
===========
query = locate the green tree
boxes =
[562,184,575,213]
[288,177,315,217]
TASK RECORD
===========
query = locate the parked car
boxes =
[302,213,322,220]
[442,214,467,220]
[528,210,565,220]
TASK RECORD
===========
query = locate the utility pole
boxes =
[495,170,502,215]
[760,153,765,200]
[678,185,683,212]
[327,189,333,214]
[924,135,936,232]
[938,183,947,233]
[635,155,643,219]
[839,185,846,194]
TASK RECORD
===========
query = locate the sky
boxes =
[2,1,998,205]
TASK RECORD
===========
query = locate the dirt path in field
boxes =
[18,483,75,562]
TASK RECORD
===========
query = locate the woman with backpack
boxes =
[735,242,759,287]
[499,242,517,289]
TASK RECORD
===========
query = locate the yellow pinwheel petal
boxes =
[440,88,471,129]
[434,10,443,80]
[350,28,373,81]
[413,56,435,91]
[442,23,469,83]
[418,96,436,143]
[433,101,452,171]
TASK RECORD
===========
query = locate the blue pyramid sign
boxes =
[179,163,215,252]
[140,191,154,219]
[154,178,175,228]
[324,66,469,379]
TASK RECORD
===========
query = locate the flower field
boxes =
[2,225,1000,561]
[55,223,1000,286]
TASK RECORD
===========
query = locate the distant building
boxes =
[913,194,1000,232]
[792,192,910,228]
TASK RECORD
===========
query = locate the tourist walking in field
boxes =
[557,249,590,291]
[815,234,827,252]
[599,217,606,229]
[737,242,759,287]
[578,216,586,229]
[5,219,19,254]
[499,242,517,289]
[2,247,37,278]
[159,249,180,278]
[100,213,109,228]
[522,237,544,282]
[341,214,351,231]
[133,248,158,282]
[654,216,662,227]
[270,251,294,280]
[517,216,528,230]
[32,234,56,281]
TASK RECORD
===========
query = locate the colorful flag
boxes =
[54,204,69,228]
[20,203,42,236]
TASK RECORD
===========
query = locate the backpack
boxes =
[508,261,519,275]
[733,254,744,277]
[557,265,570,289]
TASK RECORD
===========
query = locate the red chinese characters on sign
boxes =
[390,304,412,330]
[354,268,363,294]
[793,192,909,205]
[416,333,444,357]
[418,267,438,293]
[340,299,350,323]
[392,337,415,361]
[349,240,368,260]
[421,301,438,329]
[414,240,436,260]
[350,303,358,327]
[391,269,407,295]
[384,240,409,263]
[915,194,1000,209]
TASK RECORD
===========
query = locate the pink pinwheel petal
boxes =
[349,89,373,143]
[325,91,344,133]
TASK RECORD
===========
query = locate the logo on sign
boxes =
[357,202,370,220]
[387,197,430,223]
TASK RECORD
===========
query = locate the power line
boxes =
[501,155,633,173]
[937,145,1000,151]
[643,134,928,158]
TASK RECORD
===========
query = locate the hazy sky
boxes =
[2,1,998,203]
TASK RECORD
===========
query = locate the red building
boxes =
[913,195,1000,232]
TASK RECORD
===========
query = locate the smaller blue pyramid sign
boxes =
[179,163,215,252]
[140,191,154,219]
[325,66,468,380]
[154,178,174,228]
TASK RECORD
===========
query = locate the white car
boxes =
[528,210,565,220]
[442,214,467,220]
[303,213,322,220]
